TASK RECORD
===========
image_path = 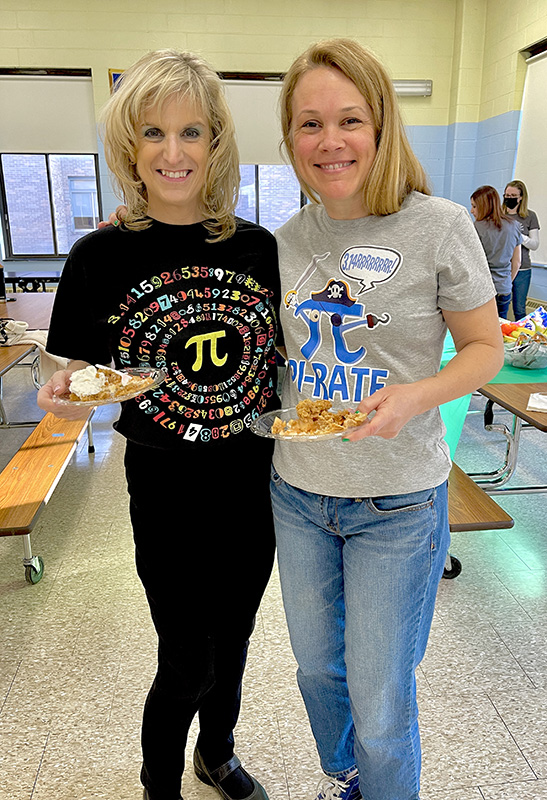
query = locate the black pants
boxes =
[124,440,276,800]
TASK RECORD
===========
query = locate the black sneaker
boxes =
[193,748,269,800]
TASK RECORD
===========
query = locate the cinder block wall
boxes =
[1,0,546,266]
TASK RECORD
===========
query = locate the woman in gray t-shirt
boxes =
[471,184,522,318]
[271,38,504,800]
[503,179,540,320]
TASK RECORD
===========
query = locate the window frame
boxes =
[0,152,102,260]
[236,164,307,230]
[68,176,101,232]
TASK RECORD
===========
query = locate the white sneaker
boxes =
[315,768,362,800]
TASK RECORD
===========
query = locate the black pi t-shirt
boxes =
[47,219,281,452]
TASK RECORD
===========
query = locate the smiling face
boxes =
[135,93,210,225]
[290,66,378,219]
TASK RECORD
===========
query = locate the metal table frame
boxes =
[469,383,547,495]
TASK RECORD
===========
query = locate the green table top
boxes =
[441,334,547,384]
[439,333,547,457]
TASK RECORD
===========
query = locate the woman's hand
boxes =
[37,365,92,420]
[97,205,128,229]
[346,382,426,442]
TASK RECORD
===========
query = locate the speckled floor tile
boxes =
[495,568,547,620]
[446,529,534,579]
[490,617,547,689]
[0,721,50,799]
[480,778,547,798]
[488,687,547,778]
[434,566,534,626]
[419,692,535,790]
[421,788,484,800]
[421,617,533,694]
[31,723,144,800]
[0,657,19,707]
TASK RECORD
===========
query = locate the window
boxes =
[235,164,305,232]
[69,177,100,231]
[0,153,101,258]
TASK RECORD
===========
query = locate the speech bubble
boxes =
[339,246,402,294]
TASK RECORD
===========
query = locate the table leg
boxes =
[468,400,547,494]
[0,370,41,429]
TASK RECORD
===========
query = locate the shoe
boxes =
[193,748,269,800]
[315,769,362,800]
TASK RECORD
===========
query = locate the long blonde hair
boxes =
[280,38,430,215]
[100,49,240,241]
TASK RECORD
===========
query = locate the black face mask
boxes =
[504,196,520,209]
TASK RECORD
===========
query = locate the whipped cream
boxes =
[69,365,107,398]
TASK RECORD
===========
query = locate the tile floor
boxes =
[0,365,546,800]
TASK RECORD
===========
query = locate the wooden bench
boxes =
[444,462,514,578]
[0,434,512,584]
[0,410,94,583]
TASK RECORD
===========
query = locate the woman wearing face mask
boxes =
[470,185,522,319]
[271,39,503,800]
[37,49,280,800]
[502,179,540,320]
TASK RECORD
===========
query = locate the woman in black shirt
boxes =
[38,49,279,800]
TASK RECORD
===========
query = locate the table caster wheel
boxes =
[25,555,44,584]
[443,555,462,580]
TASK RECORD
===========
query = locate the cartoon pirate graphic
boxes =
[284,252,390,364]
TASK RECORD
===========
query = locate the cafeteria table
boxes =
[441,333,547,494]
[0,292,55,329]
[472,378,547,494]
[0,292,55,427]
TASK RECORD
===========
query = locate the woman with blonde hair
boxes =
[502,179,540,320]
[470,184,522,319]
[38,48,279,800]
[271,38,503,800]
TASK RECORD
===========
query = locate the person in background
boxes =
[37,49,280,800]
[271,39,503,800]
[502,179,540,321]
[470,185,522,319]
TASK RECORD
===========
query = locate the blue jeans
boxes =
[270,472,450,800]
[496,292,512,319]
[512,269,531,321]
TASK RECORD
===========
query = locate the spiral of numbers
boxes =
[107,266,277,443]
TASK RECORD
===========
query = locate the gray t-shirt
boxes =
[273,192,496,498]
[510,209,540,270]
[473,217,522,295]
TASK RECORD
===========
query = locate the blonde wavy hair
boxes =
[280,38,430,216]
[100,49,239,241]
